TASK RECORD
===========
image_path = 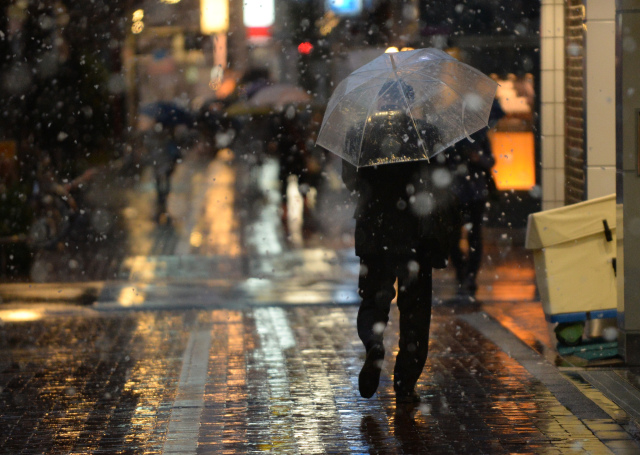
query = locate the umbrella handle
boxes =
[461,101,475,144]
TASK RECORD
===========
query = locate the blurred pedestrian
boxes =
[197,97,239,158]
[143,127,181,223]
[267,105,320,239]
[448,100,504,300]
[342,80,460,403]
[139,102,194,223]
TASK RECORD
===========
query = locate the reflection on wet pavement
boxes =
[178,149,242,257]
[3,149,640,453]
[482,300,555,352]
[2,305,638,453]
[7,146,540,312]
[0,312,188,453]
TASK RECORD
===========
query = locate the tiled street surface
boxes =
[1,149,640,454]
[1,302,639,454]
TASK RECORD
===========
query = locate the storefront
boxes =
[448,38,541,229]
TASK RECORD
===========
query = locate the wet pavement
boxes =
[1,146,640,453]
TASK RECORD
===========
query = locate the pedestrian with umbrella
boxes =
[138,101,195,223]
[316,48,497,403]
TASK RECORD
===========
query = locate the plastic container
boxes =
[525,194,617,319]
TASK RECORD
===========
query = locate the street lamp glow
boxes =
[201,0,229,34]
[132,9,144,34]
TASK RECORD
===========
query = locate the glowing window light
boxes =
[385,47,399,53]
[490,131,536,191]
[201,0,229,34]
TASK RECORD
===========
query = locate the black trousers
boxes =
[357,254,433,394]
[450,199,486,292]
[154,161,177,216]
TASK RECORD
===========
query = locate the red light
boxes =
[247,26,271,39]
[298,42,313,55]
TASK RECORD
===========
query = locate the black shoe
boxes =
[460,278,477,297]
[453,283,477,304]
[395,389,421,403]
[359,344,385,398]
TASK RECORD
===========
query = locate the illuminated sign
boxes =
[201,0,229,34]
[326,0,362,16]
[244,0,275,28]
[243,0,274,39]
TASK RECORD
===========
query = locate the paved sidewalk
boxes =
[2,151,640,453]
[1,302,639,454]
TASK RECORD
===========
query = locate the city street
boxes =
[1,147,640,454]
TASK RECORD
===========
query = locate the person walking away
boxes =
[267,105,317,239]
[142,126,182,224]
[448,100,503,300]
[342,80,460,403]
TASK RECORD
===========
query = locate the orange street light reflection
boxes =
[0,309,43,322]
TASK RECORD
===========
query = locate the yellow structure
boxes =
[525,194,617,316]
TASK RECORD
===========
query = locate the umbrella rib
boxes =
[402,64,496,127]
[391,64,442,81]
[412,67,492,128]
[339,63,443,101]
[351,67,394,76]
[318,73,390,132]
[341,72,395,97]
[353,65,441,83]
[389,53,430,162]
[356,73,395,165]
[351,53,452,77]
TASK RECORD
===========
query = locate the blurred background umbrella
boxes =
[316,48,498,167]
[139,101,195,129]
[247,84,311,108]
[227,83,312,116]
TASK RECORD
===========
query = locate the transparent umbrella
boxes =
[316,48,497,167]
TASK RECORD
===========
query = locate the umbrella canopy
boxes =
[139,101,195,128]
[247,84,311,108]
[316,48,497,167]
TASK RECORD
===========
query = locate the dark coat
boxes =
[449,129,496,204]
[341,113,460,267]
[267,110,311,189]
